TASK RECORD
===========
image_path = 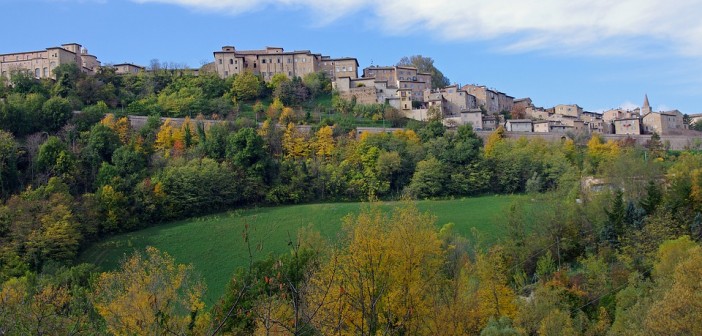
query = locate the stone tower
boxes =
[642,94,652,115]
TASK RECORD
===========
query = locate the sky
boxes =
[2,0,702,113]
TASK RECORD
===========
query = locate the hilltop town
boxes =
[2,42,702,138]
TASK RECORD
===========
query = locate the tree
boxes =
[274,77,309,106]
[302,71,332,97]
[485,126,506,157]
[41,97,72,132]
[91,247,210,335]
[0,131,19,198]
[397,55,450,89]
[267,73,289,91]
[306,204,444,335]
[36,136,74,177]
[313,125,335,159]
[282,123,309,160]
[231,72,262,101]
[407,156,447,198]
[644,237,702,335]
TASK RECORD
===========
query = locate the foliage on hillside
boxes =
[2,65,702,334]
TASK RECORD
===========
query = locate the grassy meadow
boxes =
[80,195,528,305]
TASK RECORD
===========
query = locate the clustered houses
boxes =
[514,95,687,135]
[0,43,101,80]
[1,42,697,137]
[601,95,686,135]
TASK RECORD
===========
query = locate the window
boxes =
[287,59,291,63]
[35,68,40,78]
[278,58,281,63]
[229,59,233,65]
[262,59,266,64]
[253,63,257,68]
[224,71,228,76]
[219,59,222,64]
[43,67,48,77]
[288,71,292,76]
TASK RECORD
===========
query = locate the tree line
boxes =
[2,59,702,335]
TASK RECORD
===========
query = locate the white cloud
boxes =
[131,0,702,57]
[619,101,639,111]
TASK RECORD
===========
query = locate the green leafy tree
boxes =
[407,156,447,198]
[231,72,262,101]
[302,71,331,97]
[41,97,72,132]
[397,55,451,89]
[0,131,19,198]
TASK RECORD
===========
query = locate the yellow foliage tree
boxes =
[267,98,285,120]
[155,119,176,153]
[100,113,116,129]
[475,246,518,327]
[306,204,444,335]
[279,107,296,125]
[0,277,91,335]
[114,117,131,144]
[485,125,506,157]
[314,125,335,159]
[586,133,620,172]
[282,123,309,160]
[91,247,210,336]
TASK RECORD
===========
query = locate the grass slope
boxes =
[80,195,524,305]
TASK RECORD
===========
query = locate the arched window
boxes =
[43,67,48,77]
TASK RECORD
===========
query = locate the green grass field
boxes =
[80,195,526,306]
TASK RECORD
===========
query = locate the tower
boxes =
[642,94,652,115]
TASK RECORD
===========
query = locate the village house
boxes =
[362,65,431,101]
[505,119,533,132]
[113,63,145,75]
[482,115,500,131]
[461,84,514,114]
[1,43,101,80]
[213,45,358,82]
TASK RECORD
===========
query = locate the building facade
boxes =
[362,66,431,101]
[461,85,514,114]
[1,43,100,80]
[113,63,145,75]
[213,45,357,82]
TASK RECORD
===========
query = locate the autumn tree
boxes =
[313,125,335,159]
[91,247,210,335]
[484,125,506,157]
[282,123,310,160]
[305,204,444,335]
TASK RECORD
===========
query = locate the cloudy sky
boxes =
[3,0,702,112]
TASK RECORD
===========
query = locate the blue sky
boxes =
[3,0,701,113]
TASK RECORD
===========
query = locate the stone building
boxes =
[213,45,357,82]
[362,66,431,101]
[639,95,686,135]
[554,104,583,118]
[613,117,642,135]
[1,43,101,80]
[482,115,500,131]
[461,85,514,114]
[113,63,145,75]
[319,57,359,81]
[423,85,477,116]
[505,119,533,132]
